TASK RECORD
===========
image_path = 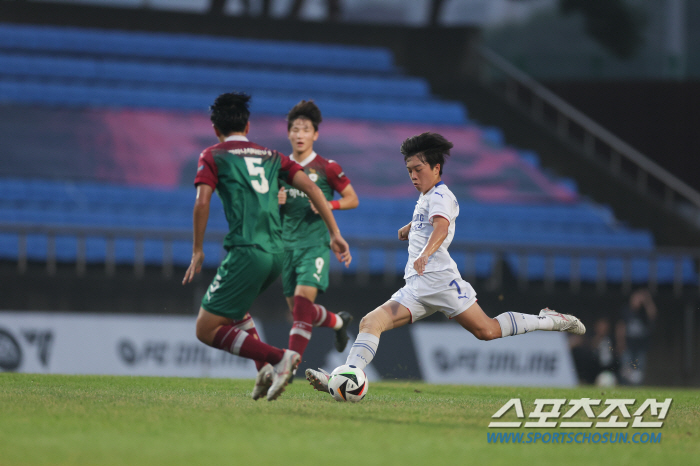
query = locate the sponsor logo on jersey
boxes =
[227,148,272,157]
[288,188,308,199]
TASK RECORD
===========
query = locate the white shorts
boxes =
[390,269,477,323]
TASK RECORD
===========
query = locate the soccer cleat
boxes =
[266,350,301,401]
[539,308,586,335]
[305,367,331,393]
[334,311,354,352]
[251,364,273,400]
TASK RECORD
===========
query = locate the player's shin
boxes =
[289,296,316,357]
[494,312,554,337]
[344,333,379,370]
[213,325,284,365]
[232,313,266,371]
[312,304,342,330]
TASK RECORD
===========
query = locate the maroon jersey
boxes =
[195,137,302,252]
[279,152,351,249]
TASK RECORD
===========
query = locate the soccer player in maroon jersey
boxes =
[278,100,359,363]
[182,92,351,401]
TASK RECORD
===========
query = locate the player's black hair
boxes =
[210,92,251,135]
[287,100,322,131]
[400,132,453,175]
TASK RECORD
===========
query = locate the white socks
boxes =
[345,333,379,370]
[343,315,554,371]
[495,312,554,337]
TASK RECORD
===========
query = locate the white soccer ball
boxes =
[328,364,368,402]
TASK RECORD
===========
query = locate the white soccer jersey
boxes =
[404,181,460,279]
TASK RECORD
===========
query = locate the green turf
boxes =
[1,373,698,466]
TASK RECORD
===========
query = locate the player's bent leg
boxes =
[197,306,287,369]
[453,302,502,341]
[293,284,318,304]
[231,312,267,371]
[346,301,411,370]
[359,300,411,337]
[288,294,316,357]
[288,287,319,356]
[294,284,352,351]
[306,301,410,395]
[460,305,586,339]
[195,306,232,346]
[288,284,353,354]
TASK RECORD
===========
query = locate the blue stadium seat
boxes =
[0,24,397,73]
[0,79,467,124]
[505,254,698,284]
[0,179,696,284]
[0,54,429,99]
[0,17,694,285]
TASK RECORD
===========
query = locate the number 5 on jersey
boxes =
[244,157,269,193]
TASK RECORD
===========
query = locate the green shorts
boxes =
[201,246,283,320]
[282,244,330,297]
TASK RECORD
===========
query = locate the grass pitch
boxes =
[1,374,698,466]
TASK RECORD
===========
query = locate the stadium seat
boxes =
[0,23,472,124]
[0,23,397,73]
[0,54,429,99]
[0,23,694,285]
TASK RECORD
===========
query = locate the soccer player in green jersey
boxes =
[182,92,351,401]
[278,100,359,362]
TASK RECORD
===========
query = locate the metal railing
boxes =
[2,224,200,279]
[2,223,698,297]
[475,46,700,227]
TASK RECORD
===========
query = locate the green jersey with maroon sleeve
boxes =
[195,136,303,254]
[279,152,351,250]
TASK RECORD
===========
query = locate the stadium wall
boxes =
[0,310,578,387]
[2,263,698,387]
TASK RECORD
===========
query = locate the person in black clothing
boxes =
[569,316,617,385]
[616,289,657,385]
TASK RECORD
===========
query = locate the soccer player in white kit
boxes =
[305,132,586,392]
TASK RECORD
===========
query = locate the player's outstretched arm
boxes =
[183,183,213,284]
[311,185,360,214]
[291,170,352,267]
[337,184,359,210]
[398,222,411,241]
[413,216,449,275]
[310,184,359,214]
